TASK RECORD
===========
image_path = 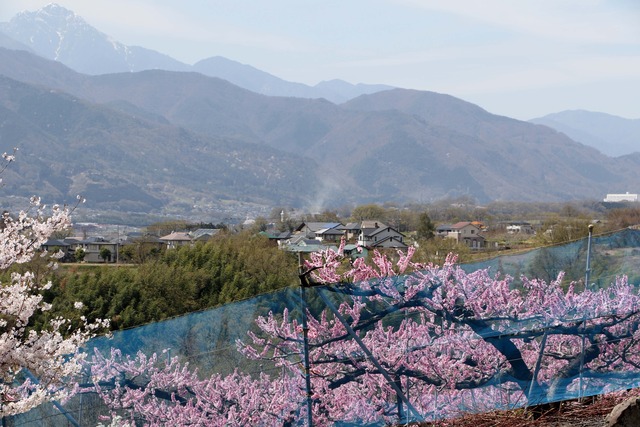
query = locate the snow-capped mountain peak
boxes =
[1,3,188,74]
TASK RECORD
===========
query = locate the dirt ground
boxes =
[417,391,640,427]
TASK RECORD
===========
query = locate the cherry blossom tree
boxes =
[87,241,640,425]
[0,151,107,417]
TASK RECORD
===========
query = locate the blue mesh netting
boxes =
[8,229,640,426]
[465,228,640,287]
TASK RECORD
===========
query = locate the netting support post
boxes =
[579,224,594,402]
[526,330,548,408]
[584,224,594,290]
[298,253,314,427]
[578,321,587,402]
[316,287,422,422]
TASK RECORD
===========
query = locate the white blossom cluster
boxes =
[0,196,108,416]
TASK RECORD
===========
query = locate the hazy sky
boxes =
[2,0,639,120]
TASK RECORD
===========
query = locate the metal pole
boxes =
[404,306,410,426]
[316,287,422,422]
[526,331,548,407]
[584,224,594,290]
[579,318,587,402]
[579,224,594,401]
[298,253,314,427]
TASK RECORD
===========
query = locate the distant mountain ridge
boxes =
[530,110,640,157]
[0,4,392,104]
[1,47,639,220]
[192,56,393,104]
[0,70,321,219]
[1,4,639,220]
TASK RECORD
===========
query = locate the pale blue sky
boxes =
[1,0,639,120]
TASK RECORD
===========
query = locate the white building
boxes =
[604,192,638,203]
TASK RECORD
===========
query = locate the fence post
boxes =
[404,306,411,426]
[579,224,594,402]
[526,330,548,407]
[578,316,588,402]
[584,224,594,289]
[298,253,314,427]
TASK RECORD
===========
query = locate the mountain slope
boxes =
[0,74,320,217]
[193,56,320,99]
[530,110,640,157]
[0,4,190,74]
[340,89,639,200]
[0,31,32,52]
[81,71,640,203]
[1,47,639,210]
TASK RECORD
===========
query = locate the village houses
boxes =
[43,215,492,263]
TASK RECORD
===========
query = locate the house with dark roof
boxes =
[69,236,119,262]
[295,222,345,242]
[315,226,345,243]
[285,239,335,253]
[259,229,292,247]
[343,243,368,259]
[357,221,407,249]
[41,238,72,261]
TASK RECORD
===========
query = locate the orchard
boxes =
[86,242,640,425]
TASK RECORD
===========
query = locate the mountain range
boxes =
[0,4,391,104]
[0,4,639,222]
[530,111,640,158]
[0,69,319,218]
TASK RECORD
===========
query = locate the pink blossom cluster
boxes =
[88,348,303,426]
